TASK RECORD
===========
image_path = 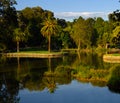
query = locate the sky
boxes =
[15,0,120,21]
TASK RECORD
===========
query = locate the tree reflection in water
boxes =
[107,64,120,93]
[42,76,57,93]
[0,74,20,103]
[14,57,72,93]
[0,52,120,99]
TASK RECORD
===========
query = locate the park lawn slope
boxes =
[103,53,120,63]
[3,51,63,58]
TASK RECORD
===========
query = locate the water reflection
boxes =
[0,53,120,103]
[107,64,120,93]
[0,73,20,103]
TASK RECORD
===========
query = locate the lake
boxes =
[0,52,120,103]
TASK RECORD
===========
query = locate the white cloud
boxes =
[54,12,110,21]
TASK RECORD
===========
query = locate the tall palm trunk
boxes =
[48,35,51,52]
[17,41,19,52]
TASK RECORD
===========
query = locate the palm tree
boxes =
[41,19,58,52]
[13,28,25,52]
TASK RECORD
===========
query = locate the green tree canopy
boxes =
[0,0,17,50]
[111,26,120,47]
[13,28,27,52]
[71,17,91,49]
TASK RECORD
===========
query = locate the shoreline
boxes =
[103,54,120,63]
[2,52,63,58]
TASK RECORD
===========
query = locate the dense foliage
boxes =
[0,0,120,52]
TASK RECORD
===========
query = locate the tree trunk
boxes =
[48,35,51,52]
[78,39,81,51]
[17,41,19,52]
[106,43,109,54]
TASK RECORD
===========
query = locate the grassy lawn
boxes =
[106,53,120,56]
[10,50,63,54]
[111,53,120,56]
[19,51,56,54]
[4,50,63,58]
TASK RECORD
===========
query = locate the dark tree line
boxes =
[0,0,120,52]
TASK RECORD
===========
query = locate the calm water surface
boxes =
[19,80,120,103]
[0,53,120,103]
